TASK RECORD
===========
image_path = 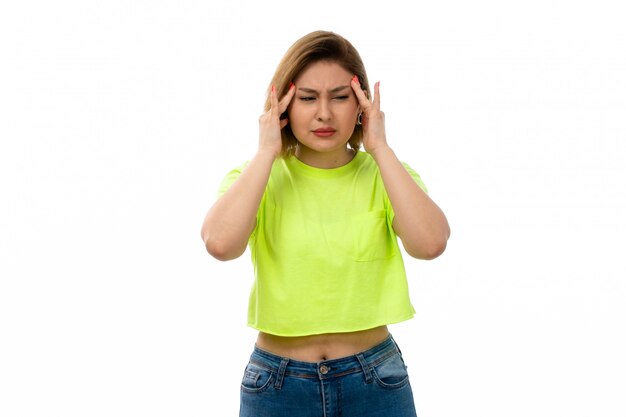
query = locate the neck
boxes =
[295,146,356,169]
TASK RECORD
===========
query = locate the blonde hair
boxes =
[265,31,371,158]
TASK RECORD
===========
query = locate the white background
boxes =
[1,1,625,416]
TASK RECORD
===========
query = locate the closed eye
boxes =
[334,95,349,100]
[299,96,316,102]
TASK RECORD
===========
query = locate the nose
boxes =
[315,99,331,121]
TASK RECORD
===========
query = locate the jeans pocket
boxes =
[240,362,274,393]
[372,352,410,390]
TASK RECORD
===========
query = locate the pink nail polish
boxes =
[289,82,295,89]
[352,75,359,84]
[271,85,276,93]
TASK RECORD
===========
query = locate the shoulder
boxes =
[217,160,250,197]
[360,151,429,194]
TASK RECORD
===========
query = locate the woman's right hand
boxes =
[258,83,296,158]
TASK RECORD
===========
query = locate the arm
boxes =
[351,78,450,260]
[200,84,295,261]
[371,146,450,260]
[200,150,275,261]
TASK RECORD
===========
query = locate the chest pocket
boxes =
[351,210,395,262]
[260,205,394,262]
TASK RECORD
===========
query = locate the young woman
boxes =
[201,30,450,417]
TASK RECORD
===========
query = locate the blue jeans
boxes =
[239,334,418,417]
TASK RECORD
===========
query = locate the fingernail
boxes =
[289,82,295,89]
[271,85,276,93]
[352,75,358,84]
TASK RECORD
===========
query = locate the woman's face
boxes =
[288,61,360,161]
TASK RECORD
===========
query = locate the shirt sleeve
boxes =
[386,162,429,226]
[401,162,428,194]
[216,161,260,242]
[217,161,250,198]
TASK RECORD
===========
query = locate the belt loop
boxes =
[390,333,402,355]
[274,358,289,390]
[356,353,372,383]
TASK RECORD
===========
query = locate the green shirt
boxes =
[218,151,428,336]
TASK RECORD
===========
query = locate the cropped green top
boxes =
[218,151,427,336]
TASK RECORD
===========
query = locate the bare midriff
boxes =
[255,325,390,362]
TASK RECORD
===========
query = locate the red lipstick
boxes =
[313,127,336,137]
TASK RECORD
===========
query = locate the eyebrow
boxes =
[297,85,351,94]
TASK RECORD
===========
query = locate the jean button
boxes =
[319,365,329,374]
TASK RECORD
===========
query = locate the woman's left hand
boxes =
[350,77,388,155]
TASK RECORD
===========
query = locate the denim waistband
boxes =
[249,334,401,381]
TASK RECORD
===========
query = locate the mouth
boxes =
[312,128,336,137]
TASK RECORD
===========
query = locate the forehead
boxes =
[295,61,352,85]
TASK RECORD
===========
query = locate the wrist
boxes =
[255,147,280,163]
[368,144,393,162]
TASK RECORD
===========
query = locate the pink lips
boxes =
[313,128,336,137]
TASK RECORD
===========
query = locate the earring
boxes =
[356,112,362,125]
